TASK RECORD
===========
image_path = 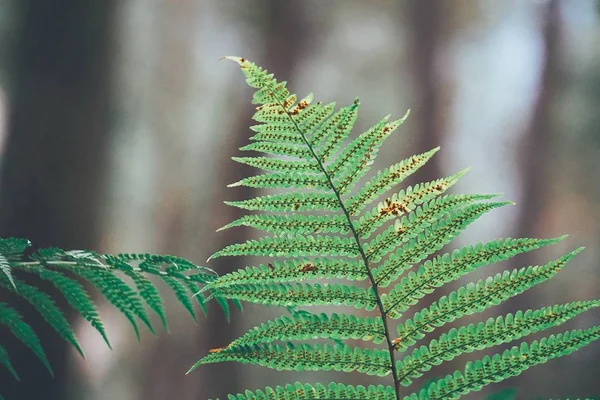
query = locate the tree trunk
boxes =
[404,0,449,183]
[0,1,115,398]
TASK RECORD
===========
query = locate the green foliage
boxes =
[0,237,222,386]
[192,57,600,399]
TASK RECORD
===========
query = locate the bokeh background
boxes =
[0,0,599,399]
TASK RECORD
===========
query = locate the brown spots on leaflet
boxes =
[299,264,318,273]
[391,338,402,350]
[208,347,227,354]
[379,198,409,217]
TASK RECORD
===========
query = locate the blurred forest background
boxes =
[0,0,598,399]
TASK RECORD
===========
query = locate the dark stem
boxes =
[273,98,402,398]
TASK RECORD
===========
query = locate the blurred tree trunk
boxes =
[0,1,115,399]
[511,0,563,395]
[404,0,450,183]
[196,1,311,398]
[514,0,562,264]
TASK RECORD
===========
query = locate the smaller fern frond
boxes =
[0,238,31,260]
[0,236,220,384]
[407,326,600,400]
[215,381,396,400]
[17,265,111,347]
[0,344,18,380]
[1,277,83,356]
[0,301,52,375]
[190,343,391,376]
[393,249,583,350]
[0,255,15,290]
[228,312,386,348]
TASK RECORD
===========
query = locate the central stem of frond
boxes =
[274,96,402,400]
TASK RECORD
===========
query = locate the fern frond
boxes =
[373,201,512,287]
[363,189,492,263]
[330,114,410,195]
[55,264,151,338]
[406,326,600,400]
[0,301,52,375]
[0,255,15,290]
[190,342,391,376]
[381,236,566,318]
[396,300,600,387]
[315,100,360,161]
[209,234,359,260]
[201,57,598,400]
[218,214,350,235]
[347,147,440,213]
[229,312,386,347]
[356,191,499,243]
[240,141,312,159]
[1,277,83,356]
[349,171,468,220]
[17,265,110,347]
[0,343,18,380]
[213,282,377,310]
[231,156,321,174]
[122,270,168,330]
[0,237,31,260]
[225,192,340,212]
[393,249,583,349]
[204,258,367,290]
[219,381,396,400]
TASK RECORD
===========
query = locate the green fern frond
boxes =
[17,265,111,347]
[0,301,52,375]
[231,156,321,174]
[217,381,396,400]
[396,300,600,386]
[407,326,600,400]
[209,234,359,260]
[228,312,386,347]
[347,147,440,213]
[213,282,377,310]
[314,100,360,161]
[225,192,340,212]
[1,276,84,356]
[218,213,350,235]
[228,172,330,190]
[373,201,513,287]
[0,255,16,290]
[393,249,583,348]
[190,342,391,376]
[356,192,497,239]
[381,236,566,318]
[0,237,219,384]
[203,258,367,291]
[195,57,599,400]
[0,343,18,380]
